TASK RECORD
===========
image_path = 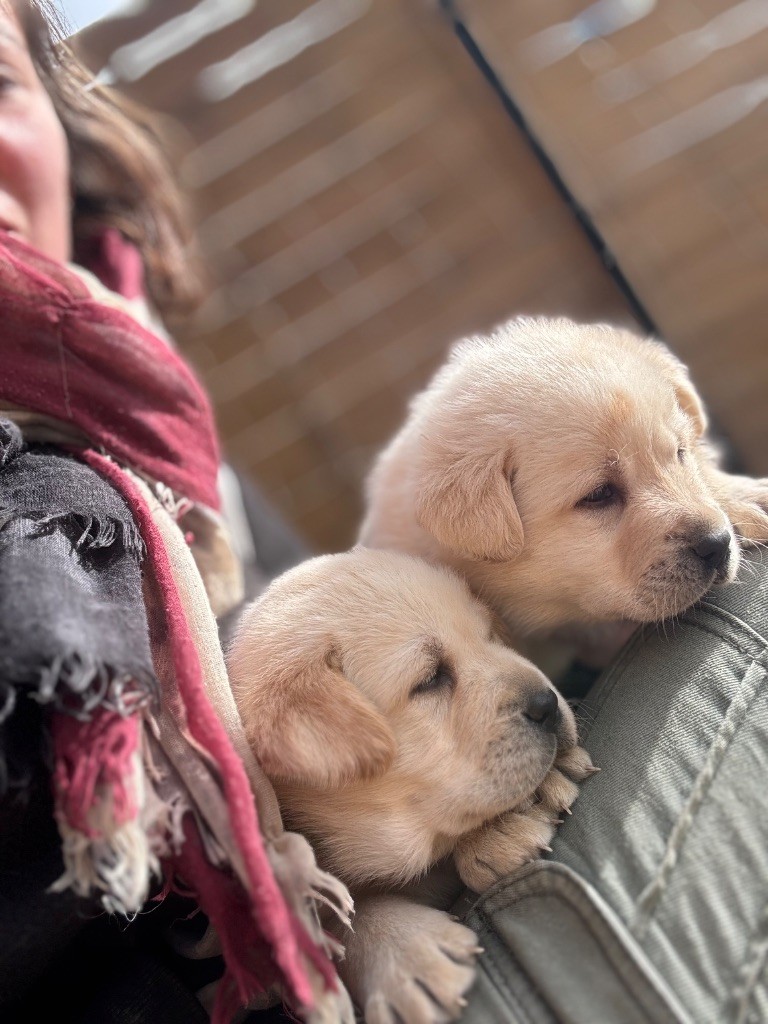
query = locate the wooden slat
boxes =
[79,0,635,551]
[462,0,768,475]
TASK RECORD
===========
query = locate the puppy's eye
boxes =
[677,447,686,462]
[577,483,621,509]
[410,663,454,698]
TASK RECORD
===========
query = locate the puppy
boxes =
[360,317,768,660]
[227,548,592,1023]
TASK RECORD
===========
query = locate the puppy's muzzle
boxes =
[522,688,560,734]
[690,528,731,576]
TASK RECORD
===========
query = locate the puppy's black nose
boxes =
[523,689,560,733]
[691,529,731,572]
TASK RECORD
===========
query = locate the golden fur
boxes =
[227,548,592,1022]
[360,317,768,652]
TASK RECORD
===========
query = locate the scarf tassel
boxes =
[50,706,160,915]
[85,451,352,1022]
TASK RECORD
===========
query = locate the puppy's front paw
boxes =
[454,807,556,892]
[726,478,768,546]
[555,744,597,782]
[535,744,596,816]
[706,468,768,545]
[361,907,479,1024]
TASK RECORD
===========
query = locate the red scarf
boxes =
[0,231,220,511]
[0,231,336,1020]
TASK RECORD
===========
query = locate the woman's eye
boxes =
[410,664,454,698]
[577,483,620,508]
[0,71,19,96]
[0,64,17,85]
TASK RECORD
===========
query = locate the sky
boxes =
[60,0,140,34]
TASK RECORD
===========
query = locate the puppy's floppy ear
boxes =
[671,369,708,437]
[488,608,516,647]
[234,650,396,789]
[652,341,708,437]
[415,440,523,561]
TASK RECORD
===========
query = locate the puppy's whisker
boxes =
[657,597,669,640]
[573,706,594,723]
[574,709,597,741]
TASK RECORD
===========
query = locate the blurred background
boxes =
[69,0,768,553]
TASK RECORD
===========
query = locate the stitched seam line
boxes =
[727,899,768,1024]
[582,612,768,742]
[695,600,768,655]
[678,617,767,664]
[633,659,765,935]
[468,916,553,1024]
[476,878,681,1023]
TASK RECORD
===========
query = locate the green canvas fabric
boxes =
[459,555,768,1024]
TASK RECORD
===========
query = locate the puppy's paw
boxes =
[726,478,768,546]
[361,908,479,1024]
[535,768,581,816]
[554,744,597,783]
[454,808,556,893]
[706,468,768,545]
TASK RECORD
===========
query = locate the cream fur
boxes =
[226,548,592,1022]
[360,317,768,650]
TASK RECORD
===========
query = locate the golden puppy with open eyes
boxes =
[360,317,768,662]
[226,548,592,1024]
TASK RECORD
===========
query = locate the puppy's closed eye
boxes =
[410,662,454,699]
[576,482,623,510]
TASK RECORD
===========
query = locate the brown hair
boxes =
[13,0,204,320]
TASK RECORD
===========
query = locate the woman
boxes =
[5,4,766,1024]
[0,0,199,312]
[0,3,347,1023]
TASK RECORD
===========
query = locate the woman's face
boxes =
[0,4,70,262]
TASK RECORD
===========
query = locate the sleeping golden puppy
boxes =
[360,317,768,660]
[227,548,592,1024]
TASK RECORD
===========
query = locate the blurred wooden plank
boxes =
[79,0,636,551]
[461,0,768,475]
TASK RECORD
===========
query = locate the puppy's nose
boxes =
[523,688,560,733]
[691,529,731,572]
